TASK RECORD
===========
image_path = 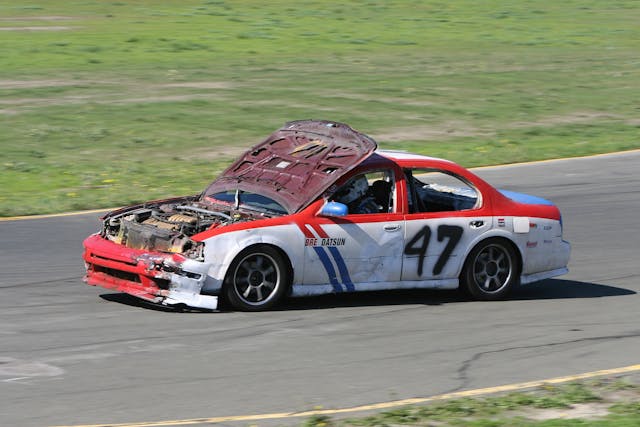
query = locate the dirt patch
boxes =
[0,16,74,22]
[162,82,235,90]
[522,402,610,421]
[107,93,230,105]
[318,90,436,107]
[238,99,339,112]
[375,122,490,142]
[0,94,215,108]
[0,26,72,31]
[510,111,624,128]
[0,92,230,110]
[0,79,234,111]
[374,111,624,142]
[0,79,85,89]
[186,144,251,162]
[0,95,93,106]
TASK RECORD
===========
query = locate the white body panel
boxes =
[200,223,306,293]
[199,214,569,297]
[302,221,404,289]
[402,216,493,281]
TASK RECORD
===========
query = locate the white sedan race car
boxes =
[83,120,570,311]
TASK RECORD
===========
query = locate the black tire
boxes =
[460,238,519,300]
[223,245,290,311]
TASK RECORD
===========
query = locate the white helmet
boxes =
[336,176,369,204]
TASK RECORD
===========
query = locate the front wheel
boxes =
[461,239,519,300]
[223,246,290,311]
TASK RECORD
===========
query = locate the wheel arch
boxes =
[222,242,294,292]
[208,229,303,287]
[458,232,523,280]
[221,242,296,310]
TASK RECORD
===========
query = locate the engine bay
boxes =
[101,200,236,257]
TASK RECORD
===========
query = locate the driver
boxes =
[333,175,379,214]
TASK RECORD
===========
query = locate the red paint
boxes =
[83,234,181,301]
[83,145,563,305]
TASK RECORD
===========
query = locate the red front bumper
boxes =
[83,234,177,302]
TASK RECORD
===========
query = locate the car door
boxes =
[401,168,491,283]
[302,169,404,291]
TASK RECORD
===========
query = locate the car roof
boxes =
[375,149,456,165]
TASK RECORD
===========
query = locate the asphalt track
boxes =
[2,151,639,427]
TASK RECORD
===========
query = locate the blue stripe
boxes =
[313,247,343,292]
[328,247,355,292]
[499,189,555,206]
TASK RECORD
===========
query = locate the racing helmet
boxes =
[336,175,369,204]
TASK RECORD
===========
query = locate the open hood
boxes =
[202,120,378,213]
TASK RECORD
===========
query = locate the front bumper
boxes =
[83,234,217,310]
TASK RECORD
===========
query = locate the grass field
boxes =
[302,378,640,426]
[1,1,639,216]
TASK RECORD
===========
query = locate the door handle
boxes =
[469,220,484,228]
[383,224,401,232]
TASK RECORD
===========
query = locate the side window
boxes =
[332,170,395,214]
[405,169,478,213]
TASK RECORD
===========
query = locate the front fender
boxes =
[201,224,305,292]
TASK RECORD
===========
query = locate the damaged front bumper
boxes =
[82,234,218,310]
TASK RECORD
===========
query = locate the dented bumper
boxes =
[82,234,217,310]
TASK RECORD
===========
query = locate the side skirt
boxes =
[291,279,458,297]
[520,267,569,285]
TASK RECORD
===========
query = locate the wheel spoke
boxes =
[255,286,263,301]
[255,255,264,269]
[242,286,252,298]
[263,265,275,276]
[263,280,275,291]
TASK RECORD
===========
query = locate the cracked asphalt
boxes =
[1,151,639,427]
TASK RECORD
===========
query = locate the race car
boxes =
[82,120,570,311]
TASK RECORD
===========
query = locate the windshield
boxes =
[204,190,288,216]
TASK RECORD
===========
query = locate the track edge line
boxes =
[49,363,640,427]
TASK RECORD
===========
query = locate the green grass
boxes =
[1,1,639,216]
[301,379,640,427]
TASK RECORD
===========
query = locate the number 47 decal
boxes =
[404,225,464,276]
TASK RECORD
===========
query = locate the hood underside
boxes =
[203,120,378,213]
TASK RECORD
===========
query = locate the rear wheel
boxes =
[224,245,290,311]
[461,239,519,300]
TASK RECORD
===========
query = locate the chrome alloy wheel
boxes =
[471,243,514,293]
[232,252,281,306]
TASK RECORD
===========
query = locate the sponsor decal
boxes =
[526,241,538,248]
[305,237,347,247]
[543,225,553,231]
[543,239,553,244]
[529,222,538,229]
[300,223,354,292]
[497,218,505,227]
